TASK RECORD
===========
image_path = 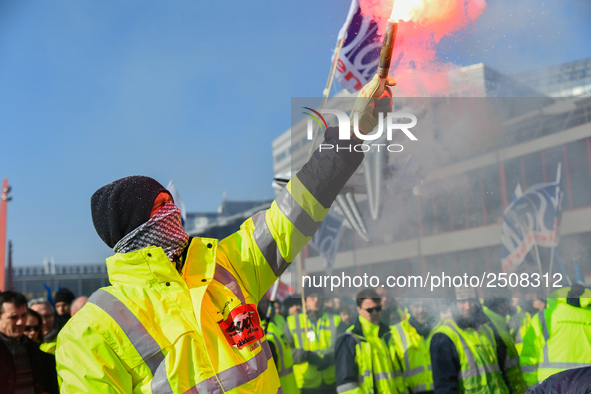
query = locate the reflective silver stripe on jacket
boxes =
[185,340,274,393]
[268,332,285,371]
[275,187,322,237]
[522,312,591,378]
[337,382,360,393]
[88,290,174,394]
[90,290,274,393]
[373,371,393,381]
[214,264,246,304]
[278,365,293,378]
[252,211,290,276]
[410,384,428,393]
[395,324,412,374]
[444,323,500,380]
[395,323,428,379]
[505,356,520,369]
[291,316,308,348]
[320,315,339,347]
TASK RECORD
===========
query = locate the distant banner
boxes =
[334,0,381,93]
[501,179,563,272]
[309,211,345,273]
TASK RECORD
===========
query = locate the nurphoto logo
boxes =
[303,107,418,153]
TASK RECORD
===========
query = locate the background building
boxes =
[274,59,591,296]
[514,57,591,98]
[11,262,108,300]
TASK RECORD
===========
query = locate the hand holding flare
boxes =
[351,18,398,138]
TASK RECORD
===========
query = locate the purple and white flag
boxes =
[334,0,381,93]
[501,169,563,272]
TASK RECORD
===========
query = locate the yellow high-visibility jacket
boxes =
[482,307,526,394]
[386,319,433,393]
[266,320,299,394]
[520,287,591,386]
[56,133,364,393]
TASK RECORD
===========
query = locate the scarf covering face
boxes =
[114,201,189,263]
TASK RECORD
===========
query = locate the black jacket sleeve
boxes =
[526,366,591,394]
[430,333,460,394]
[335,333,359,389]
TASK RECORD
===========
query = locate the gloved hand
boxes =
[317,352,334,371]
[351,74,396,137]
[306,351,323,366]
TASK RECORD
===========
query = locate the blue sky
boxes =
[1,0,590,267]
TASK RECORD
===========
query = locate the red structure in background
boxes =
[0,178,11,291]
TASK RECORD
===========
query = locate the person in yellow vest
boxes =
[259,297,299,394]
[507,291,534,356]
[285,289,341,394]
[284,294,303,317]
[385,297,437,393]
[430,287,510,393]
[482,297,526,394]
[335,289,402,394]
[55,74,394,393]
[520,285,591,387]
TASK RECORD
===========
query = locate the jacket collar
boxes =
[106,246,183,286]
[351,314,390,338]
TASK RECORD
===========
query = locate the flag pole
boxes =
[308,36,346,156]
[548,163,562,282]
[297,253,310,350]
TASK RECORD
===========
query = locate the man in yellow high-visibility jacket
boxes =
[259,297,299,394]
[385,298,437,393]
[520,285,591,387]
[285,289,341,394]
[55,75,396,393]
[335,289,402,394]
[430,287,510,393]
[482,297,526,394]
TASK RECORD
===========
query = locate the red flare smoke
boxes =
[360,0,487,95]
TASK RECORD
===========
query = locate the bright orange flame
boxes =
[360,0,487,95]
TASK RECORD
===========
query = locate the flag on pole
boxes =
[334,0,381,93]
[166,181,186,227]
[501,170,563,273]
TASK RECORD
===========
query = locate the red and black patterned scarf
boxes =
[114,201,189,267]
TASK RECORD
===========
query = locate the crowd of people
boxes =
[261,284,591,394]
[2,75,589,392]
[1,281,589,393]
[0,288,87,394]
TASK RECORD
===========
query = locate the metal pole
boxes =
[0,179,10,291]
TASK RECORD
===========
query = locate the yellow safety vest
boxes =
[338,316,400,394]
[507,306,531,356]
[40,340,56,355]
[483,307,526,394]
[56,167,338,393]
[388,319,433,393]
[520,287,591,386]
[433,319,509,394]
[287,312,340,389]
[266,321,299,394]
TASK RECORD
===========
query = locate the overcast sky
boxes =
[1,0,589,267]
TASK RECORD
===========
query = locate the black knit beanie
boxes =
[91,176,171,248]
[54,288,75,305]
